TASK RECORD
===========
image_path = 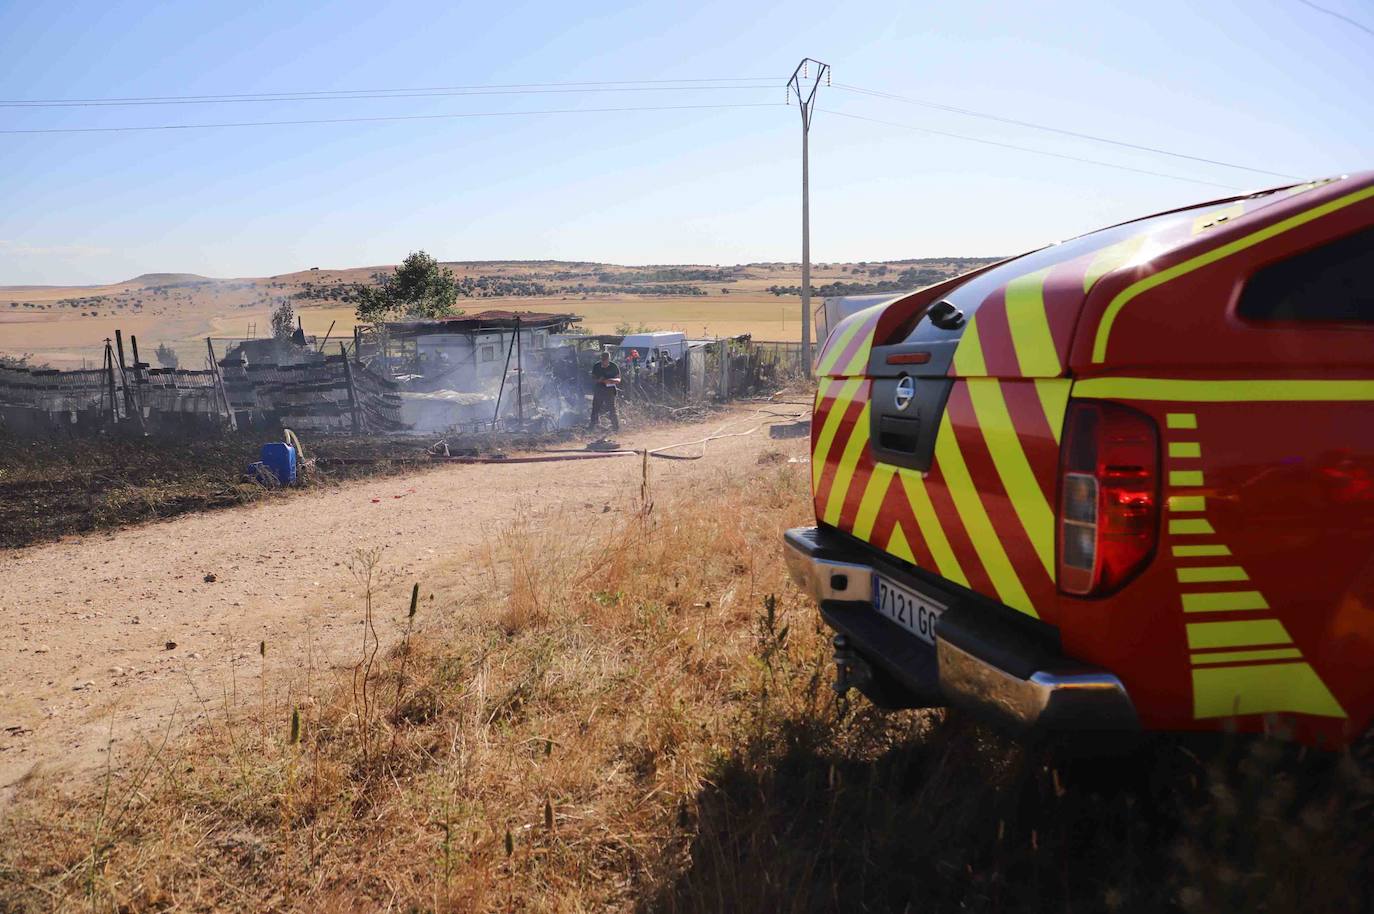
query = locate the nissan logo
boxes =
[894,375,916,412]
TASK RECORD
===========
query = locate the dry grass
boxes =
[1,457,1371,913]
[0,454,817,911]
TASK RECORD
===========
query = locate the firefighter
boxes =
[587,349,621,433]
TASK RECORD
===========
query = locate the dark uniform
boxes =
[588,358,621,432]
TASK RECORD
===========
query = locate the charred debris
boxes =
[0,310,806,442]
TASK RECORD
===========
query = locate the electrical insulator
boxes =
[802,62,808,78]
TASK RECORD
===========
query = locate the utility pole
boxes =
[788,57,829,376]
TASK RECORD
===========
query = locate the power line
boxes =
[822,108,1247,190]
[2,84,776,109]
[1296,0,1374,38]
[0,101,785,135]
[832,82,1297,180]
[1,76,784,107]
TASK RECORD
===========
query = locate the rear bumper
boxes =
[783,526,1138,732]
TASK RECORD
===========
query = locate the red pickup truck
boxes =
[786,173,1374,747]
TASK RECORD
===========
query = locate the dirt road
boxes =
[0,407,809,799]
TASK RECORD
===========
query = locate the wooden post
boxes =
[207,337,238,431]
[492,328,517,428]
[515,316,523,422]
[113,329,147,433]
[340,342,361,434]
[128,333,151,430]
[114,329,133,416]
[103,340,119,424]
[717,338,726,400]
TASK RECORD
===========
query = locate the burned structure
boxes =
[0,307,808,439]
[354,311,587,433]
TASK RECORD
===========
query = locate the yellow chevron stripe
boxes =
[934,411,1036,617]
[897,468,969,587]
[1192,662,1346,718]
[1186,618,1292,650]
[1169,470,1205,486]
[1003,269,1061,376]
[952,314,988,376]
[823,401,871,526]
[885,521,916,565]
[1166,412,1197,429]
[1172,544,1230,557]
[852,464,895,541]
[1073,377,1374,402]
[810,379,838,481]
[966,379,1054,576]
[1191,647,1303,665]
[1033,378,1070,444]
[1182,590,1269,612]
[811,378,863,491]
[1169,442,1202,458]
[1092,183,1374,362]
[814,377,841,407]
[816,313,870,376]
[1167,495,1206,512]
[838,315,881,376]
[1083,232,1151,292]
[1177,566,1249,584]
[1169,518,1215,535]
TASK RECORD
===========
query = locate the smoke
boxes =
[392,335,589,435]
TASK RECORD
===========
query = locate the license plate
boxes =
[872,573,946,646]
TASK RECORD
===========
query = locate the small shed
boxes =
[362,310,582,391]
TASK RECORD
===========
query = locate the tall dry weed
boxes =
[2,456,1370,913]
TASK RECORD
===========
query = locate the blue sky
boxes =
[0,0,1369,285]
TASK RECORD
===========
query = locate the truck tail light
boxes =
[1058,401,1160,596]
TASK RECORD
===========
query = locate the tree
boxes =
[270,300,296,341]
[353,251,461,322]
[153,342,179,369]
[0,352,35,369]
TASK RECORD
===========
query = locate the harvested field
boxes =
[0,405,1369,912]
[1,257,998,369]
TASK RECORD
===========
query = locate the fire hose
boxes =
[643,408,808,461]
[311,406,810,469]
[528,407,809,462]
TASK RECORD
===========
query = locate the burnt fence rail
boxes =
[0,340,404,436]
[1,334,812,438]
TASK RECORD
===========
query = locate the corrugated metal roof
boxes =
[381,310,581,335]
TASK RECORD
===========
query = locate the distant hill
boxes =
[2,255,1006,370]
[125,273,214,287]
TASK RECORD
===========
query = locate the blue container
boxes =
[259,442,297,486]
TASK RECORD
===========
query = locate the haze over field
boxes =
[0,256,996,368]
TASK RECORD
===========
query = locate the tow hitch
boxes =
[831,634,874,696]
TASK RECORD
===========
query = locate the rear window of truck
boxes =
[1238,226,1374,323]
